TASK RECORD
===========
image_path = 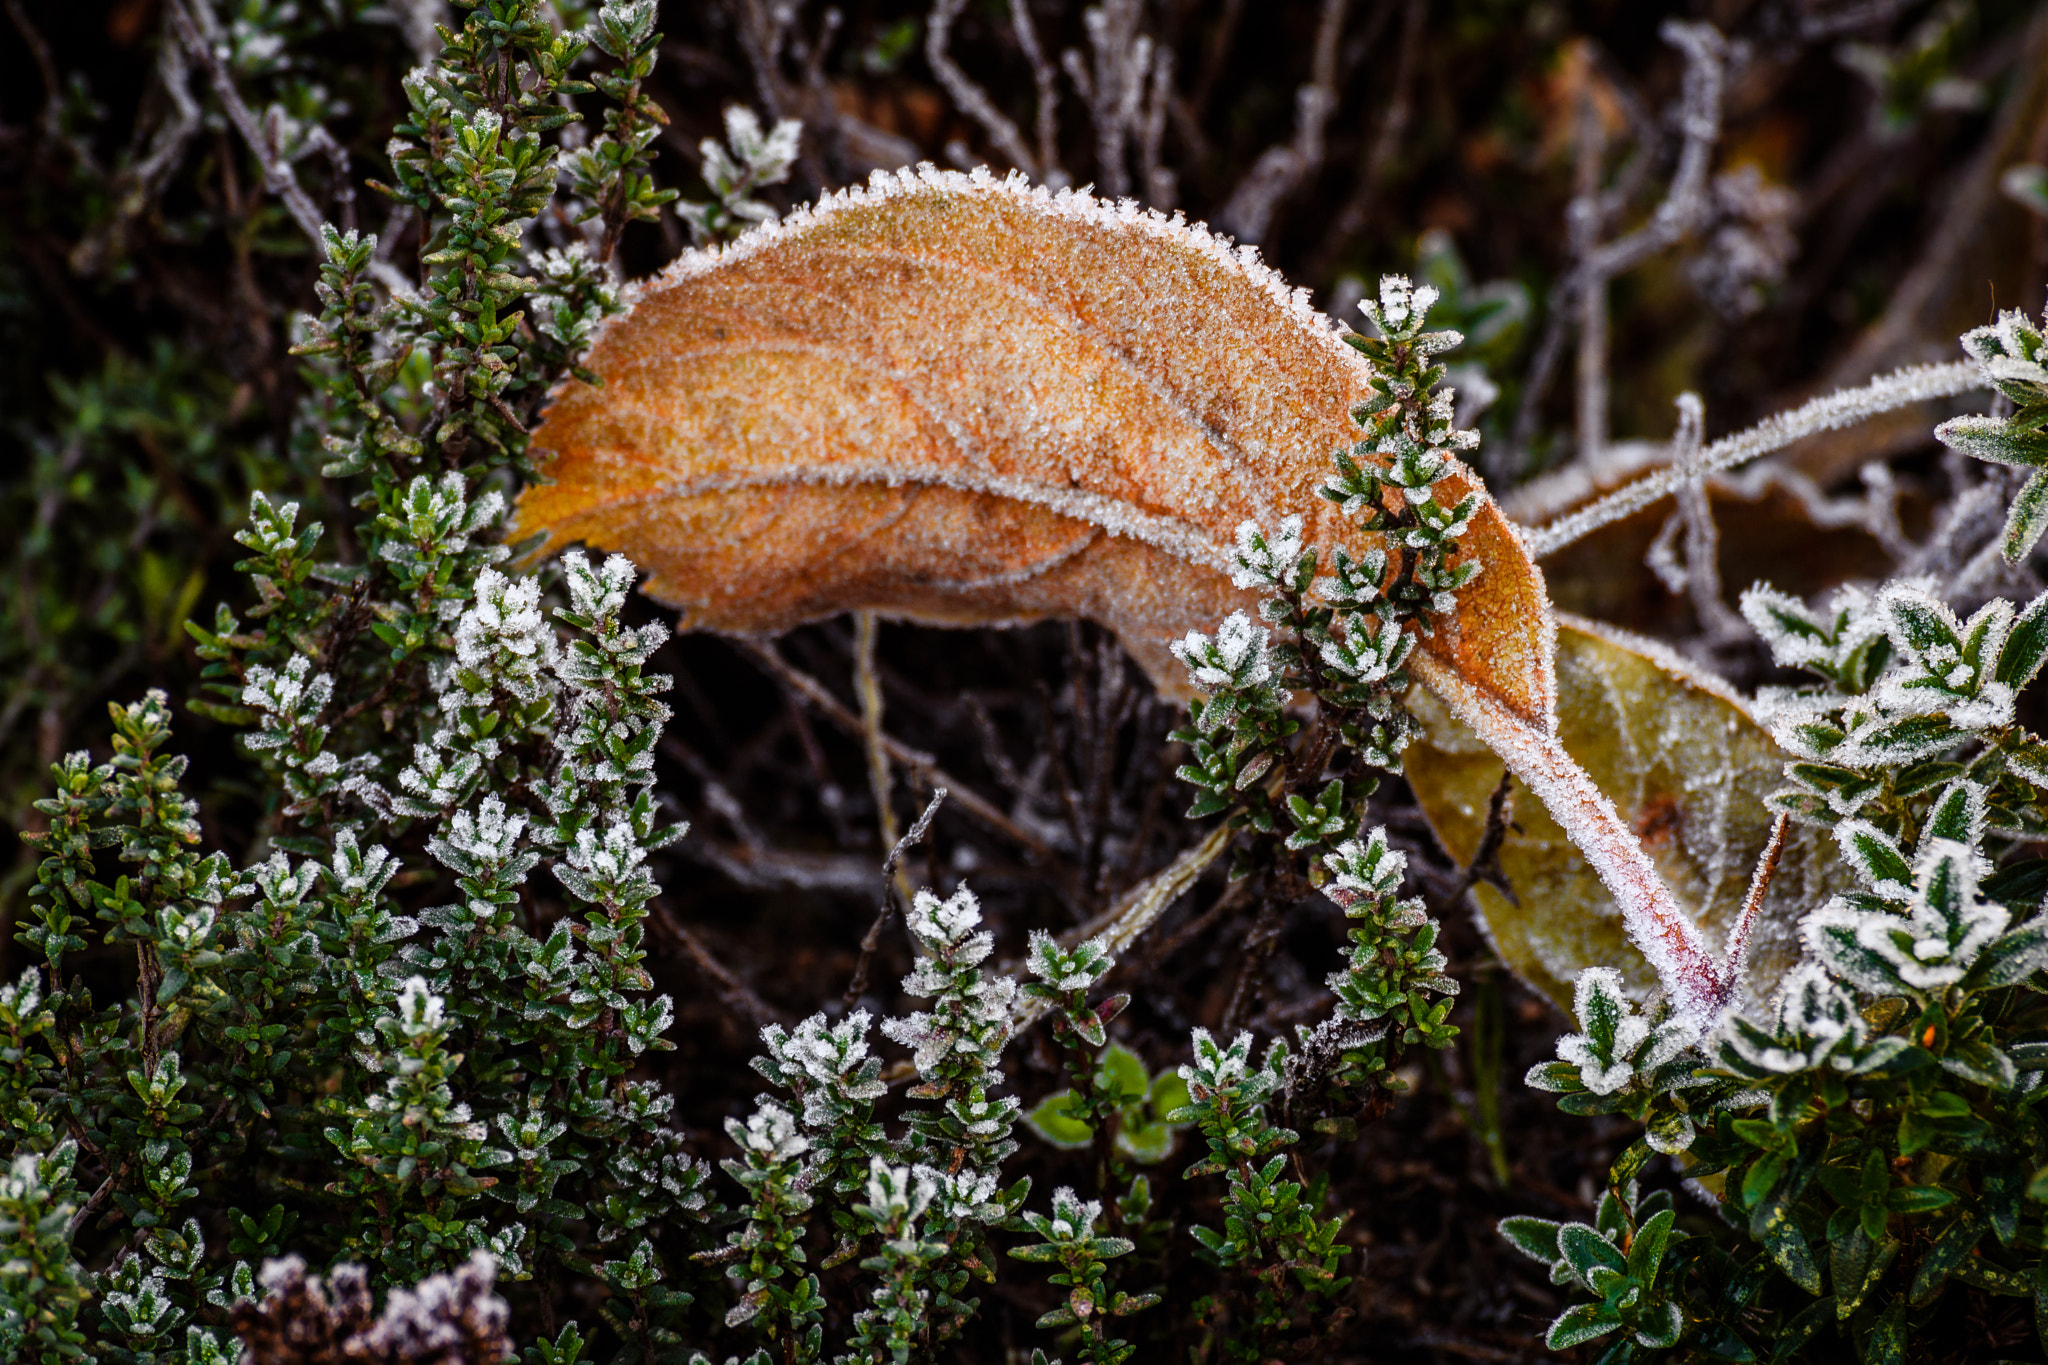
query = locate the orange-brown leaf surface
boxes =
[517,166,1555,729]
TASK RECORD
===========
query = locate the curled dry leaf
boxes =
[1407,615,1839,1014]
[517,165,1551,725]
[519,166,1743,1024]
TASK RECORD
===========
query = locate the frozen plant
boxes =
[678,106,803,246]
[881,885,1022,1175]
[1934,302,2048,562]
[1168,1029,1348,1363]
[565,0,682,263]
[1523,968,1709,1158]
[1282,827,1460,1126]
[834,1160,943,1365]
[1508,315,2048,1355]
[1008,1187,1159,1365]
[751,1010,893,1204]
[706,1099,825,1364]
[1172,273,1479,896]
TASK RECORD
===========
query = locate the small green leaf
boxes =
[1099,1043,1150,1105]
[1546,1302,1622,1349]
[2008,469,2048,564]
[1148,1068,1191,1122]
[1498,1215,1563,1265]
[1023,1092,1094,1149]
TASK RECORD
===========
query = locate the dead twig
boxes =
[1448,770,1518,908]
[846,788,948,1006]
[1718,813,1789,996]
[164,0,328,249]
[1221,895,1291,1035]
[1217,0,1347,243]
[734,638,1058,862]
[1061,0,1153,199]
[1524,360,1983,559]
[928,0,1040,177]
[1508,22,1729,468]
[649,897,780,1031]
[853,613,909,909]
[1641,392,1748,643]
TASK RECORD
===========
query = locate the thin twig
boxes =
[929,0,1039,176]
[5,0,70,151]
[1010,819,1235,1033]
[1571,84,1609,463]
[734,639,1058,861]
[853,613,910,909]
[1008,0,1063,183]
[1524,360,1984,559]
[1221,896,1290,1035]
[1719,813,1789,995]
[163,0,327,249]
[846,787,948,1006]
[67,1163,129,1238]
[1215,0,1346,243]
[649,898,780,1031]
[1062,0,1152,198]
[1509,22,1727,465]
[1448,770,1518,907]
[1648,392,1748,641]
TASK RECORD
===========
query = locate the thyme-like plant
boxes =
[1508,309,2048,1362]
[1171,1029,1350,1362]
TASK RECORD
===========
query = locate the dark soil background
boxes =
[6,0,2048,1359]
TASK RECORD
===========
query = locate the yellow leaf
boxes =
[1407,615,1836,1013]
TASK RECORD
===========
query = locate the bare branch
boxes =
[1571,85,1610,462]
[68,8,200,273]
[852,612,914,917]
[1063,0,1153,198]
[734,638,1059,862]
[847,787,948,1006]
[164,0,327,249]
[1010,0,1065,183]
[1137,45,1176,208]
[1216,0,1346,243]
[1642,393,1747,641]
[929,0,1040,176]
[1524,359,1984,559]
[649,898,781,1030]
[1510,21,1729,466]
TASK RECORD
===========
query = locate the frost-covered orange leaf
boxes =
[1407,616,1838,1014]
[517,165,1553,728]
[520,167,1751,1025]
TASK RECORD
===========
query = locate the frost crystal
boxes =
[1172,611,1273,692]
[1803,841,2009,997]
[451,568,557,705]
[1535,968,1700,1100]
[727,1099,809,1163]
[1718,962,1908,1076]
[1229,516,1306,591]
[1025,930,1112,993]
